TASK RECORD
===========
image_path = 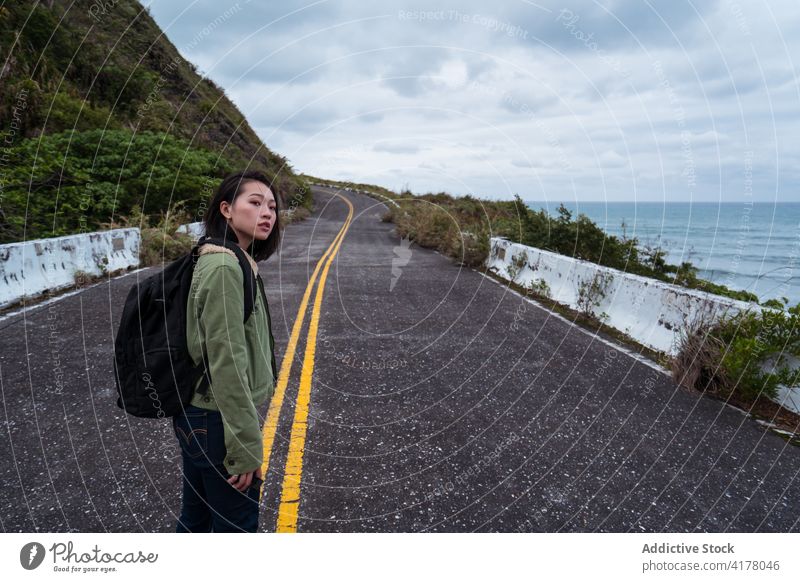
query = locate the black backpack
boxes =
[112,235,276,418]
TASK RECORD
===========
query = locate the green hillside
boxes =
[0,0,310,243]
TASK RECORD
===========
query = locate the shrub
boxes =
[282,205,311,225]
[139,228,195,267]
[672,304,800,402]
[576,272,613,316]
[107,200,195,267]
[670,319,731,397]
[48,90,121,133]
[0,129,225,243]
[507,251,527,282]
[527,278,551,298]
[452,230,489,268]
[94,65,156,113]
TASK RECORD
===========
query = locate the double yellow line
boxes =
[260,192,354,532]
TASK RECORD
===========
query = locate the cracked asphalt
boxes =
[1,185,799,532]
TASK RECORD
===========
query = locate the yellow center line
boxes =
[275,195,354,532]
[259,199,352,478]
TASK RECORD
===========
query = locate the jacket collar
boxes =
[198,242,259,275]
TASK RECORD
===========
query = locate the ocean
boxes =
[524,201,800,308]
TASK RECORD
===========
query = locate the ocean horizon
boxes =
[523,201,800,307]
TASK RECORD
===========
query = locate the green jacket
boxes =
[185,242,275,474]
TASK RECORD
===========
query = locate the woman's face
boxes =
[220,180,276,249]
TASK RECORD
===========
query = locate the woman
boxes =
[173,170,281,532]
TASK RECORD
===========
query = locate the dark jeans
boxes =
[172,405,261,532]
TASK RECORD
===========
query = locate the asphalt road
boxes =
[1,185,799,532]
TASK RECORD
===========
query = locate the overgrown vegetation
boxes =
[672,304,800,404]
[0,0,312,244]
[507,251,527,282]
[101,200,195,267]
[512,198,757,303]
[1,129,226,242]
[576,272,613,317]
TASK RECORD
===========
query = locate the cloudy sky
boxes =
[146,0,799,202]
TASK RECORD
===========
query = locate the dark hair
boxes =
[203,170,282,262]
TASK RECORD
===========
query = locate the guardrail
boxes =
[0,228,140,310]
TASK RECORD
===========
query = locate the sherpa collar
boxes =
[198,242,259,275]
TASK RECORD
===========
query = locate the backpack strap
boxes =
[257,273,278,388]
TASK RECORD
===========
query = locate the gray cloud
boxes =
[373,142,423,154]
[147,0,800,201]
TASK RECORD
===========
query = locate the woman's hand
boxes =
[227,466,263,492]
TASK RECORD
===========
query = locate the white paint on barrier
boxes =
[0,228,140,310]
[487,237,758,355]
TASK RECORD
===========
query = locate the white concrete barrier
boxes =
[0,228,140,309]
[487,237,759,355]
[175,222,205,240]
